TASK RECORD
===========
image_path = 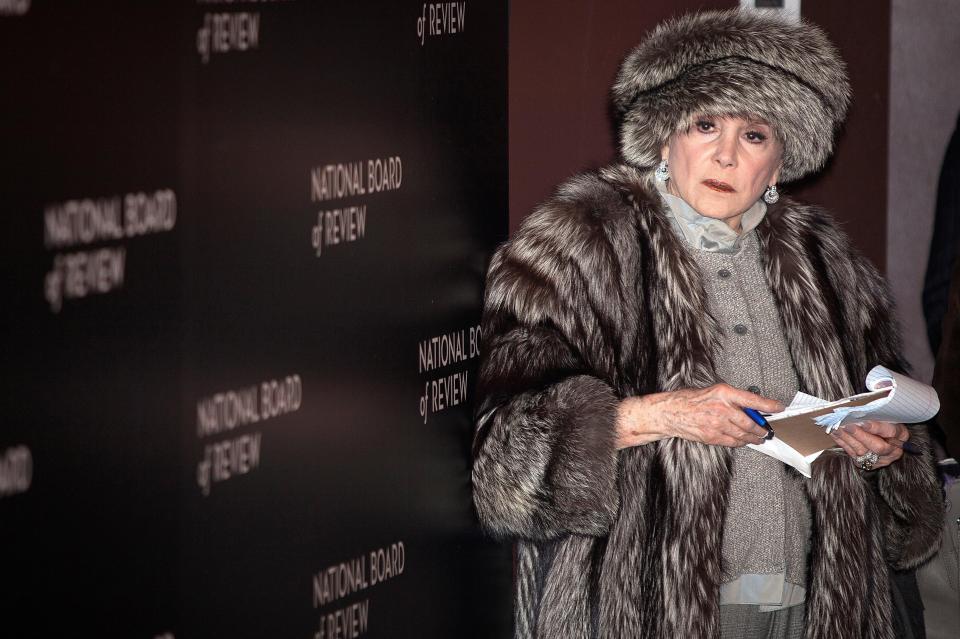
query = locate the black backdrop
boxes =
[1,2,511,637]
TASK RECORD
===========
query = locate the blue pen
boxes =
[899,440,921,455]
[743,407,775,440]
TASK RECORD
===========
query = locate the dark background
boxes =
[1,1,510,637]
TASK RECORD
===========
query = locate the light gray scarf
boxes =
[655,180,767,253]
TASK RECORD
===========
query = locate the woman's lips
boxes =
[702,179,736,193]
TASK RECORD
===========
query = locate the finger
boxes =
[726,387,784,413]
[864,421,909,444]
[833,429,868,457]
[884,426,911,451]
[713,412,763,445]
[844,427,897,456]
[830,433,858,458]
[736,426,767,444]
[715,432,746,448]
[871,448,902,469]
[857,421,898,439]
[728,423,759,442]
[726,412,769,440]
[896,424,910,443]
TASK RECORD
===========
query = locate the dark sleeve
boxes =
[931,253,960,456]
[873,424,943,570]
[923,111,960,356]
[841,252,943,569]
[471,193,627,542]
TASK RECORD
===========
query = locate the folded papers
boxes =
[747,366,940,477]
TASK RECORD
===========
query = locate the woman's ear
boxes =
[660,143,670,162]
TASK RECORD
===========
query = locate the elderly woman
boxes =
[472,10,943,639]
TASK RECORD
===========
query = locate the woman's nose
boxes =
[713,133,738,168]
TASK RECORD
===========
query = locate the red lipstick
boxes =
[703,179,736,193]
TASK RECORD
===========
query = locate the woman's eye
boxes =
[745,130,768,143]
[695,120,715,133]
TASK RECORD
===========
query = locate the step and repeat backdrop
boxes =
[1,1,511,637]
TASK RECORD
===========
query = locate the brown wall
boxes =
[509,1,891,270]
[792,2,891,271]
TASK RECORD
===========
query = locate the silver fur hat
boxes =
[612,9,851,183]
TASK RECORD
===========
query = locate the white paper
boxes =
[813,365,940,430]
[746,366,939,477]
[769,391,829,418]
[748,392,831,477]
[747,438,824,478]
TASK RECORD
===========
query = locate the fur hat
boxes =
[612,9,851,183]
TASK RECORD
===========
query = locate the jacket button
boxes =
[718,268,731,278]
[734,324,748,335]
[747,385,761,394]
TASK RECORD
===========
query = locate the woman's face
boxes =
[661,115,783,230]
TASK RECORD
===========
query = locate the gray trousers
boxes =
[720,603,805,639]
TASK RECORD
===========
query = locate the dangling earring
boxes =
[655,159,669,182]
[763,184,779,204]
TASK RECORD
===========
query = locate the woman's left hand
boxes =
[830,421,909,470]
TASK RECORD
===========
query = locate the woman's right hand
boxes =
[614,384,784,450]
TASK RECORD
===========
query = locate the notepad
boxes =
[746,365,940,477]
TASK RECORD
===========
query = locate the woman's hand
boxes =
[830,421,908,470]
[615,384,784,450]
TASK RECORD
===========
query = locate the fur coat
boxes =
[471,164,943,638]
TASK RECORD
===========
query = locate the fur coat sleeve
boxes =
[798,208,943,571]
[470,174,641,541]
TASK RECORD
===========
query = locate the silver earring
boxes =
[763,184,779,204]
[655,159,669,182]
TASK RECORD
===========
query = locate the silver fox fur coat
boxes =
[471,164,943,638]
